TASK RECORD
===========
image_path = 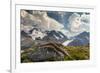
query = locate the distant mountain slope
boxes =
[67,31,89,46]
[43,30,68,43]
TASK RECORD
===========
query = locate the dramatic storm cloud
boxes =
[68,13,81,32]
[21,10,64,31]
[21,10,90,38]
[63,12,90,38]
[80,13,90,32]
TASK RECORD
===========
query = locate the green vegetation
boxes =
[21,44,89,63]
[21,45,37,63]
[63,45,89,60]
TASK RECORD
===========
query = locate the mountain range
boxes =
[21,28,89,49]
[43,30,68,43]
[21,10,90,49]
[66,31,89,46]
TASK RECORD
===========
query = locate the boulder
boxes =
[21,31,34,50]
[28,47,65,62]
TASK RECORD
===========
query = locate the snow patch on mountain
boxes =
[62,40,73,46]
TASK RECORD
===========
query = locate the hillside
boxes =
[21,42,89,63]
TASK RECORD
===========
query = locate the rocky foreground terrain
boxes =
[21,41,89,63]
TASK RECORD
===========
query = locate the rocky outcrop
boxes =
[28,42,72,62]
[21,31,34,50]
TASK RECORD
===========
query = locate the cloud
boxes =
[61,12,90,38]
[80,13,90,32]
[68,12,90,33]
[46,16,64,31]
[81,13,90,23]
[68,13,82,33]
[21,10,90,38]
[21,10,64,31]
